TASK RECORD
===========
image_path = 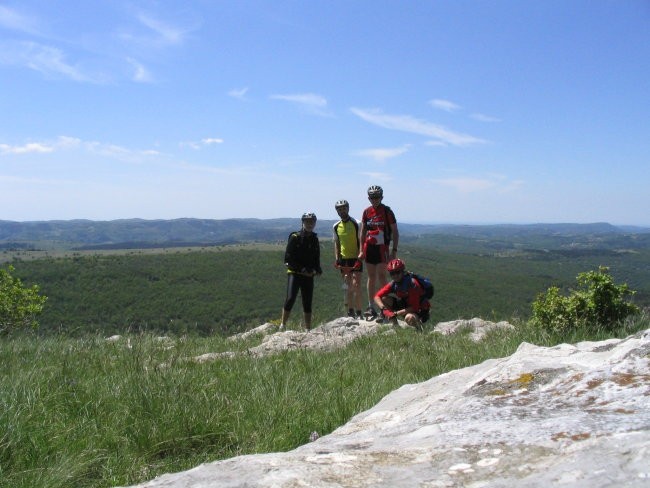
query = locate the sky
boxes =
[1,1,649,226]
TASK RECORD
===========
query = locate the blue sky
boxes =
[1,1,649,226]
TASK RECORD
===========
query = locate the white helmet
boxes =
[334,199,349,209]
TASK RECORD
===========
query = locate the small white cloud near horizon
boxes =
[0,136,164,163]
[351,107,486,146]
[0,136,81,155]
[429,98,461,112]
[356,145,410,162]
[271,93,331,116]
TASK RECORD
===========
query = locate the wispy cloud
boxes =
[0,40,104,83]
[126,57,154,83]
[0,5,41,35]
[432,175,524,194]
[471,113,501,123]
[360,172,392,182]
[181,138,224,150]
[119,11,189,48]
[271,93,331,116]
[429,98,461,112]
[228,87,249,100]
[0,142,53,155]
[432,177,495,193]
[351,108,486,146]
[356,145,410,162]
[136,13,186,45]
[0,136,162,163]
[0,136,80,155]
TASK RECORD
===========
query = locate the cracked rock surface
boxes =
[122,328,650,488]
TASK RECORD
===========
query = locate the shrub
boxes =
[0,265,48,334]
[531,266,639,334]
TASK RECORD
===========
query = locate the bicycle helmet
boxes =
[367,185,383,198]
[334,199,349,209]
[387,258,405,273]
[301,212,317,222]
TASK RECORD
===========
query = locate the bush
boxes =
[532,266,639,334]
[0,265,47,334]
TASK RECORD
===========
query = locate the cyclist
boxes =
[374,258,430,330]
[332,199,363,319]
[358,185,399,320]
[280,212,323,331]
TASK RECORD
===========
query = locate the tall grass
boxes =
[1,314,648,488]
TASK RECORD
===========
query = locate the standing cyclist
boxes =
[280,212,323,331]
[358,185,399,320]
[332,199,363,319]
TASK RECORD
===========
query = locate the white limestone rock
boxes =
[123,329,650,488]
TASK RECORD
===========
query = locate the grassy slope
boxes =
[1,317,647,488]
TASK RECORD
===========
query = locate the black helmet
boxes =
[301,212,317,222]
[334,199,349,209]
[367,185,383,198]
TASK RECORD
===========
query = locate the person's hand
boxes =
[353,259,362,270]
[382,308,396,319]
[335,259,342,268]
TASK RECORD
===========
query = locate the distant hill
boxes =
[0,218,648,250]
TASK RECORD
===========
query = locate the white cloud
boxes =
[351,108,486,146]
[0,136,81,155]
[0,136,163,164]
[181,138,224,150]
[471,113,501,123]
[432,177,495,193]
[0,5,41,35]
[202,138,224,145]
[228,87,249,100]
[0,142,53,155]
[271,93,331,116]
[138,13,185,45]
[356,145,410,162]
[0,40,102,82]
[123,13,187,47]
[429,98,461,112]
[432,176,524,194]
[127,57,154,83]
[360,172,391,182]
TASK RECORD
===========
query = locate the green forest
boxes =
[6,238,650,336]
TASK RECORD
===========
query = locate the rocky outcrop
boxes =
[193,316,515,361]
[123,329,650,487]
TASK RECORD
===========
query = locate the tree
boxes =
[532,266,639,334]
[0,265,47,334]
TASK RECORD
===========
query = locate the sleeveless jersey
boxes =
[333,218,360,259]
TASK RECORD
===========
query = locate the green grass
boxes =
[1,314,648,488]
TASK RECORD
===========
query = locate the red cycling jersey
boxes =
[361,204,396,247]
[374,273,431,312]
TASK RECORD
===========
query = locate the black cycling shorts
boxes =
[365,244,388,265]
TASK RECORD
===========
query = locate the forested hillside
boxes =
[2,218,648,251]
[8,241,650,336]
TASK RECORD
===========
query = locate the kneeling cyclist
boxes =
[373,258,430,330]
